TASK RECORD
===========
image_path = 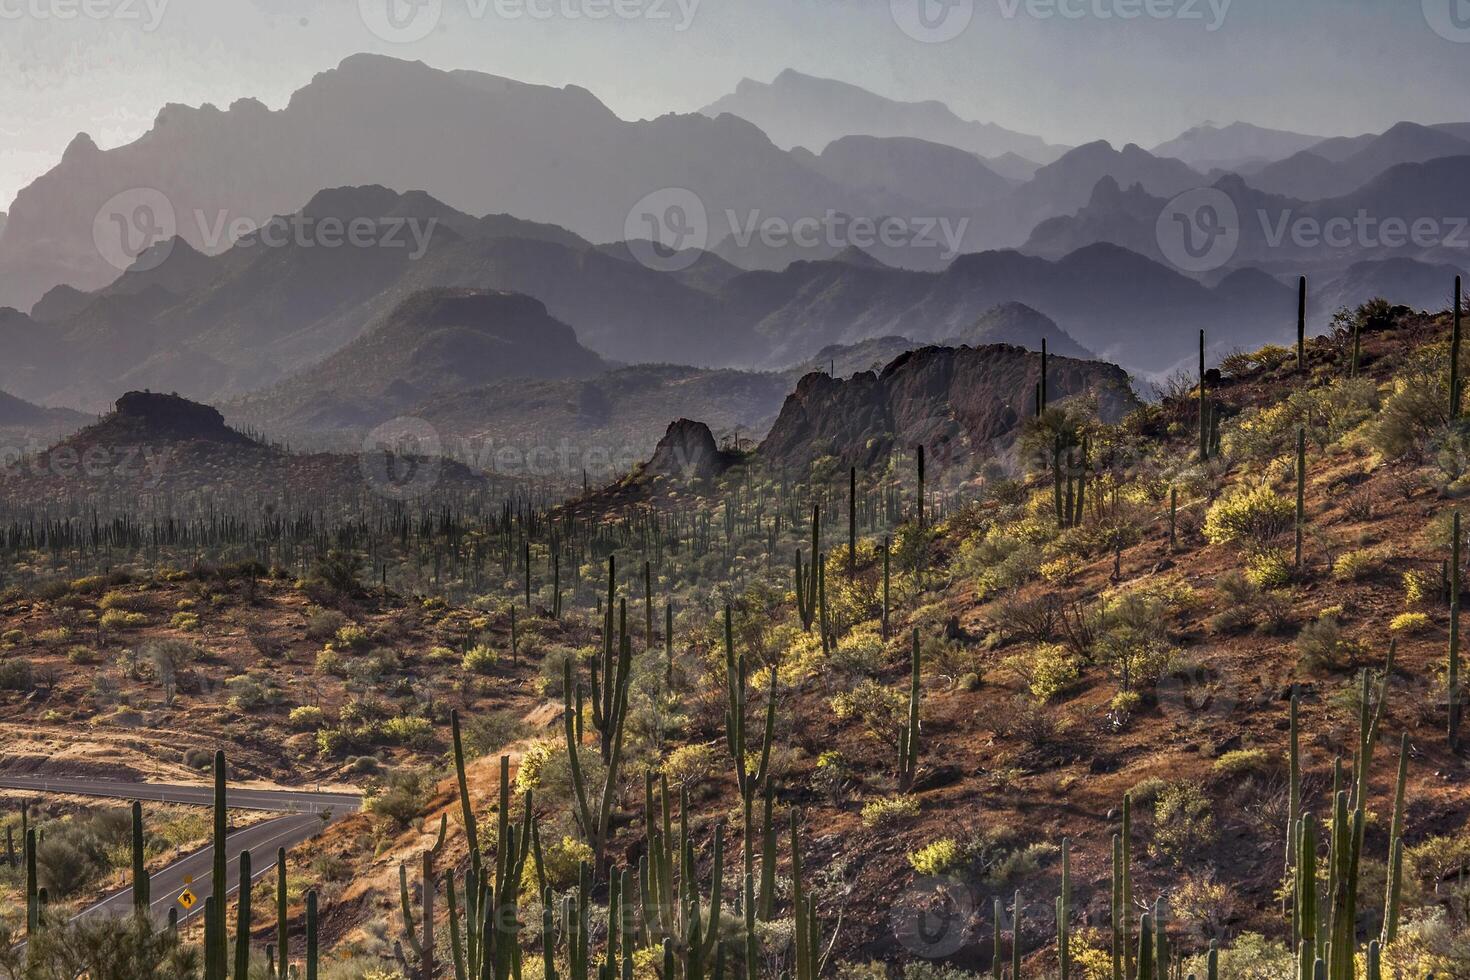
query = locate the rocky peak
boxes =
[645,419,736,482]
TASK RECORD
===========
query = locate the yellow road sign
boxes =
[178,889,197,911]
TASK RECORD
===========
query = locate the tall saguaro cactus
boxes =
[1452,275,1464,418]
[1450,510,1462,746]
[1295,428,1307,568]
[1198,329,1209,462]
[131,800,149,914]
[898,629,922,789]
[1297,275,1307,373]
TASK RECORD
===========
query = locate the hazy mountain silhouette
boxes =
[1151,122,1325,172]
[230,288,605,432]
[1246,122,1470,198]
[0,54,875,310]
[699,69,1067,162]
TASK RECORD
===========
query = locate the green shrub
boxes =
[1389,612,1433,634]
[379,715,433,746]
[535,835,596,892]
[168,612,199,631]
[1244,550,1293,589]
[98,590,147,612]
[860,795,920,829]
[66,645,99,665]
[100,610,147,630]
[830,679,911,747]
[1003,643,1080,703]
[661,743,717,791]
[0,658,33,691]
[366,768,429,827]
[1403,570,1442,607]
[334,624,370,649]
[1296,615,1362,672]
[462,710,528,759]
[305,609,347,642]
[1213,748,1272,777]
[288,705,326,730]
[1332,549,1376,582]
[462,644,498,675]
[1152,782,1216,864]
[1202,484,1295,549]
[908,838,962,876]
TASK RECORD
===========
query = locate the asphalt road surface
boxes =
[0,775,360,929]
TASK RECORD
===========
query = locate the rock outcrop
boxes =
[757,344,1136,478]
[644,419,738,482]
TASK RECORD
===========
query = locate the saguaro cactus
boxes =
[1452,275,1463,418]
[1198,329,1209,462]
[898,629,922,789]
[1297,276,1307,373]
[1451,510,1462,746]
[234,848,252,980]
[131,800,149,914]
[276,846,288,979]
[1295,428,1306,568]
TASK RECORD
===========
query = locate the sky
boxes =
[1,0,1468,207]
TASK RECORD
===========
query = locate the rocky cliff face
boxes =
[756,344,1135,478]
[644,419,739,482]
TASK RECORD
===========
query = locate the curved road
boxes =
[0,775,360,928]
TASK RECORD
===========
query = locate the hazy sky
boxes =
[1,0,1468,206]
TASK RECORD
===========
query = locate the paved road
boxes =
[0,775,360,929]
[0,776,360,816]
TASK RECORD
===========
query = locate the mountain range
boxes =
[5,181,1315,426]
[6,54,1470,316]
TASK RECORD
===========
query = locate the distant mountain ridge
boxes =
[1151,122,1325,172]
[699,69,1068,163]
